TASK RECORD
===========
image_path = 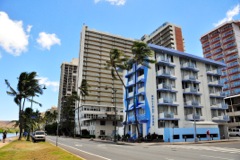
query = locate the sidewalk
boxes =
[0,136,18,148]
[93,138,240,146]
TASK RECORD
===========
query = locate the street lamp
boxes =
[105,86,117,143]
[56,119,59,146]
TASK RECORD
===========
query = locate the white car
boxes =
[228,128,240,137]
[32,130,46,142]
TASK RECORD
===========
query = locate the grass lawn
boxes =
[0,139,83,160]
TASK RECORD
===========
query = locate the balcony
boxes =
[209,92,225,98]
[157,83,177,93]
[158,97,178,106]
[138,87,144,93]
[207,69,222,76]
[186,114,203,121]
[128,92,134,98]
[212,115,229,122]
[210,103,228,110]
[184,100,202,108]
[158,112,179,120]
[156,57,175,67]
[182,75,199,83]
[183,87,201,95]
[125,68,134,77]
[127,79,135,87]
[181,63,199,72]
[156,70,176,79]
[137,74,144,82]
[208,80,223,87]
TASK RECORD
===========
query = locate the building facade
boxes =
[124,44,228,142]
[141,22,185,52]
[76,26,134,137]
[58,58,78,124]
[200,20,240,128]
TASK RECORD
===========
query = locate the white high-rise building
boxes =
[124,44,228,142]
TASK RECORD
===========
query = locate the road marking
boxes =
[48,138,111,160]
[165,158,174,160]
[201,155,234,160]
[164,145,240,154]
[75,144,83,147]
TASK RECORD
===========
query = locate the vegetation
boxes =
[77,79,90,136]
[129,41,155,136]
[0,139,82,160]
[5,72,45,140]
[60,91,80,136]
[105,48,129,136]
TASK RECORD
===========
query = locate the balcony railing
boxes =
[156,57,175,67]
[158,83,172,90]
[210,103,228,109]
[212,115,229,121]
[208,80,223,86]
[206,69,222,76]
[158,98,179,106]
[181,63,199,72]
[186,114,201,120]
[159,112,174,119]
[185,100,200,106]
[183,87,199,93]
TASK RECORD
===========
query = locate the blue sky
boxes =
[0,0,240,120]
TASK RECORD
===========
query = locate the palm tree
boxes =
[105,48,129,136]
[77,79,90,136]
[5,72,44,140]
[129,41,155,137]
[61,91,80,136]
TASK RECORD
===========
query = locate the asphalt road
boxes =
[47,136,240,160]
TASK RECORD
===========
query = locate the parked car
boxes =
[32,130,46,142]
[228,128,240,137]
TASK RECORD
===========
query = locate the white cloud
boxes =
[94,0,126,6]
[0,52,2,59]
[36,32,61,50]
[214,4,240,27]
[0,12,30,56]
[38,77,59,92]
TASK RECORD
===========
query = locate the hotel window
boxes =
[223,36,234,43]
[223,30,233,37]
[228,61,238,67]
[224,42,235,49]
[205,53,212,57]
[213,42,221,48]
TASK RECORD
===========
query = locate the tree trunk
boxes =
[78,103,81,137]
[18,106,23,140]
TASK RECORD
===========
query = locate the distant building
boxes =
[141,22,185,52]
[124,44,228,142]
[58,58,78,124]
[200,20,240,128]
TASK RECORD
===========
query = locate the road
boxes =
[47,136,240,160]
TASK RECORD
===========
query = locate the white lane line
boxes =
[201,155,234,160]
[48,138,111,160]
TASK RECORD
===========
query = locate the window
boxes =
[100,130,105,135]
[223,30,233,37]
[158,120,165,128]
[100,121,105,125]
[139,108,145,115]
[224,42,235,49]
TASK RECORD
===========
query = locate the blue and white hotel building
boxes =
[124,44,229,142]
